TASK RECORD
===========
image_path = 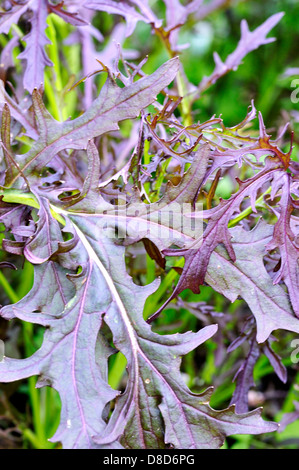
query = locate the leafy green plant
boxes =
[0,0,298,449]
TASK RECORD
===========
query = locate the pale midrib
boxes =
[54,206,196,446]
[71,223,140,353]
[70,220,144,444]
[69,212,196,243]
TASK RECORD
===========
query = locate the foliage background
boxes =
[0,0,299,449]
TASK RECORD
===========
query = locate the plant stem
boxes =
[0,271,19,303]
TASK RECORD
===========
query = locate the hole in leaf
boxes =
[58,189,80,201]
[108,351,128,392]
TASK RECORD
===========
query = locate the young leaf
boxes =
[17,0,53,92]
[6,57,179,186]
[85,0,162,37]
[196,12,284,97]
[230,338,260,413]
[148,159,281,322]
[0,199,278,448]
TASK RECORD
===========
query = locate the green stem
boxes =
[22,428,44,449]
[176,69,193,127]
[45,15,68,121]
[46,15,63,92]
[0,180,274,425]
[44,75,61,121]
[0,196,57,448]
[146,254,156,284]
[0,271,19,303]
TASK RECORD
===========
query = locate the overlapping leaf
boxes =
[150,159,286,321]
[5,57,179,187]
[205,222,299,343]
[0,197,278,448]
[266,174,299,317]
[0,4,298,450]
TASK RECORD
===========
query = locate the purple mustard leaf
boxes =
[4,57,179,187]
[17,0,53,93]
[0,2,294,450]
[278,402,299,433]
[230,337,260,414]
[85,0,162,37]
[262,341,287,384]
[23,196,64,263]
[205,221,299,343]
[266,174,299,317]
[0,0,94,93]
[148,159,281,323]
[0,80,38,139]
[195,12,284,98]
[0,264,120,448]
[0,1,33,35]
